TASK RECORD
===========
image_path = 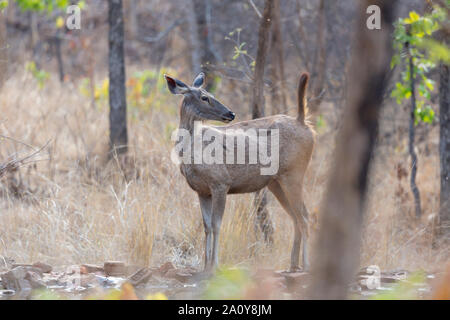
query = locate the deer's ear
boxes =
[192,72,205,88]
[164,74,189,95]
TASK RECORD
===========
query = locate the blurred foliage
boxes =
[315,114,327,134]
[225,28,256,72]
[13,0,85,30]
[13,0,86,12]
[391,5,449,125]
[30,282,169,300]
[202,266,253,300]
[79,67,179,122]
[25,61,49,89]
[0,0,8,12]
[370,271,427,300]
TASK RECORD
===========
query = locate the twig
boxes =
[0,140,50,179]
[248,0,263,18]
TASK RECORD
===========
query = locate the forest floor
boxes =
[1,258,448,300]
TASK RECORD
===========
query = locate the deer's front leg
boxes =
[211,187,227,269]
[198,194,213,271]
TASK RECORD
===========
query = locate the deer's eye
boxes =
[201,96,209,102]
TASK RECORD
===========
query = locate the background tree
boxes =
[108,0,128,155]
[440,36,449,238]
[391,6,449,217]
[0,1,7,88]
[268,0,287,114]
[250,0,275,245]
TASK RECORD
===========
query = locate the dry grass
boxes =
[0,68,448,274]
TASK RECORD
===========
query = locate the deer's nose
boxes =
[228,112,235,120]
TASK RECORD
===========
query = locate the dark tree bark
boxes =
[309,0,327,116]
[407,41,422,218]
[251,0,273,119]
[193,0,220,89]
[309,0,397,299]
[268,0,287,114]
[187,0,202,76]
[440,62,450,236]
[251,0,275,245]
[0,6,7,87]
[53,31,65,83]
[108,0,128,154]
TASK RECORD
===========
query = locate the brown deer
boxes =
[164,72,314,272]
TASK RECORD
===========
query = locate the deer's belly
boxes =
[228,176,272,194]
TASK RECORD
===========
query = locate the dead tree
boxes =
[108,0,128,155]
[309,0,397,299]
[251,0,275,244]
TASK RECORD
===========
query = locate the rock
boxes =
[0,289,15,297]
[25,271,46,289]
[164,269,192,283]
[10,264,43,276]
[0,267,34,294]
[81,264,104,274]
[157,262,175,276]
[32,262,52,274]
[282,272,310,290]
[128,267,153,286]
[126,265,141,276]
[104,261,126,277]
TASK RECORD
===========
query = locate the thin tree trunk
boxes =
[0,6,7,88]
[193,0,218,90]
[251,0,275,245]
[108,0,128,155]
[251,0,273,119]
[187,0,202,76]
[407,43,422,218]
[309,0,326,116]
[440,62,450,237]
[54,30,64,83]
[268,0,287,114]
[309,0,397,299]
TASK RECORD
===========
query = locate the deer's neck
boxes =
[179,102,201,134]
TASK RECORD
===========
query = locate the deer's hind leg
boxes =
[268,177,310,271]
[210,186,228,269]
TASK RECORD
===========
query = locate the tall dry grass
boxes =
[0,67,447,273]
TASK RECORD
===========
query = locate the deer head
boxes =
[164,72,235,123]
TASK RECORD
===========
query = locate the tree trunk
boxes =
[187,0,202,76]
[251,0,275,245]
[407,43,422,218]
[108,0,128,155]
[309,0,397,299]
[268,0,287,114]
[54,30,65,83]
[309,0,327,116]
[0,6,7,88]
[440,62,450,236]
[192,0,219,89]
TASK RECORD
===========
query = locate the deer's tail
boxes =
[297,72,309,123]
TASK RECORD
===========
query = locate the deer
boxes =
[164,71,314,273]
